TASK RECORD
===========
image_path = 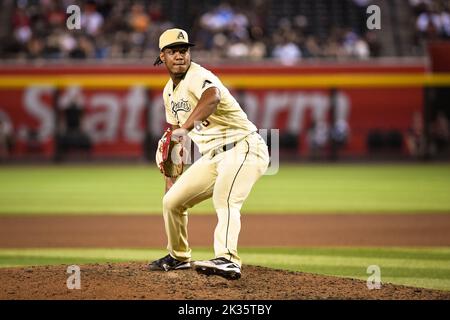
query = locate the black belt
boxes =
[208,132,257,157]
[209,141,237,157]
[220,132,256,152]
[221,141,237,152]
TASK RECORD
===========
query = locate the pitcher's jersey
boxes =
[163,62,257,154]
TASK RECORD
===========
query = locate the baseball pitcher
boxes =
[148,28,269,280]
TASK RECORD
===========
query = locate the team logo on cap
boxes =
[177,32,185,40]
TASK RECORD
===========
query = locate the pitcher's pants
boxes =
[162,132,269,266]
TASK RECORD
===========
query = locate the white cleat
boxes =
[193,257,241,280]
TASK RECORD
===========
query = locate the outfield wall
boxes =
[0,62,444,159]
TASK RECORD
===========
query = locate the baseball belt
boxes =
[207,132,257,158]
[210,141,237,158]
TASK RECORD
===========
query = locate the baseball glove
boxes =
[155,128,184,178]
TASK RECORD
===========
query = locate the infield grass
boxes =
[0,247,449,291]
[0,164,449,214]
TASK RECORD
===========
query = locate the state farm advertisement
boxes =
[0,84,422,158]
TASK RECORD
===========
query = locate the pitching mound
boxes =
[1,262,449,300]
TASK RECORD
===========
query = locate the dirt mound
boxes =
[0,262,449,300]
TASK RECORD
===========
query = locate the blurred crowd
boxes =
[6,0,171,61]
[411,0,450,52]
[1,0,384,64]
[411,0,450,39]
[193,0,380,64]
[3,0,450,63]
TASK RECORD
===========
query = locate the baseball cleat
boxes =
[193,257,241,280]
[148,254,191,271]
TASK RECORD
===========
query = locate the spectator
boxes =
[199,2,235,50]
[26,37,45,60]
[248,40,267,60]
[365,31,383,57]
[330,119,350,147]
[0,111,14,160]
[307,121,329,159]
[81,1,104,37]
[304,35,322,58]
[323,32,345,59]
[272,39,301,65]
[342,29,370,59]
[128,2,150,33]
[430,111,450,155]
[148,1,164,22]
[271,27,302,65]
[353,0,371,6]
[69,35,95,59]
[406,111,427,158]
[440,8,450,38]
[410,0,433,16]
[12,7,32,45]
[43,30,62,59]
[59,31,77,57]
[415,1,450,38]
[227,39,250,59]
[55,87,92,161]
[45,1,66,29]
[353,37,370,59]
[228,8,249,42]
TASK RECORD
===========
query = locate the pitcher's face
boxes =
[160,45,191,77]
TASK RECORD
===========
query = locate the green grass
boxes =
[0,247,449,291]
[0,164,449,214]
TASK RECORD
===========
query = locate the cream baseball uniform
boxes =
[162,62,269,266]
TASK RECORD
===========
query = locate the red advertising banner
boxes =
[0,63,426,159]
